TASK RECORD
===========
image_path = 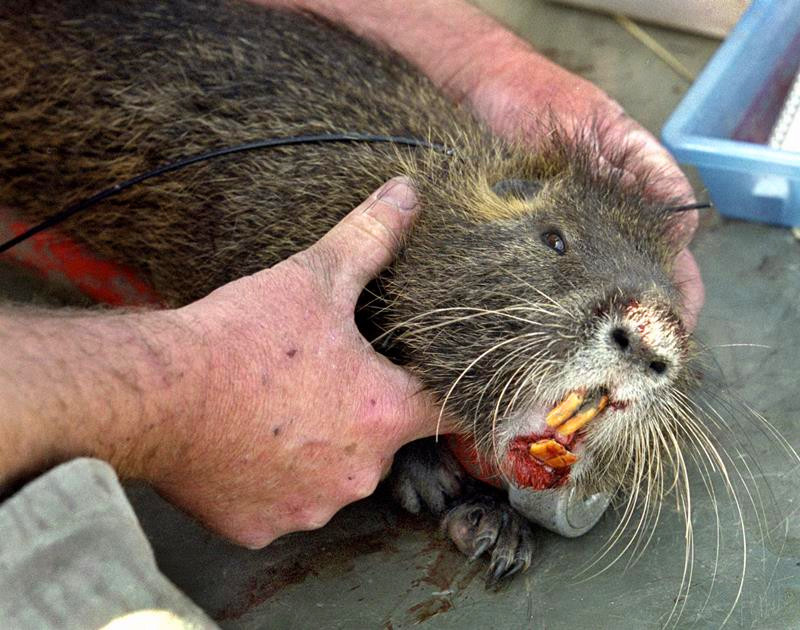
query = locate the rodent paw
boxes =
[389,438,464,516]
[442,494,536,589]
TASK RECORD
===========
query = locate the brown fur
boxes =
[0,0,696,499]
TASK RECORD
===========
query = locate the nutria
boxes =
[0,0,714,588]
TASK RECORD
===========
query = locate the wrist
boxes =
[154,293,277,482]
[101,308,214,484]
[0,307,209,489]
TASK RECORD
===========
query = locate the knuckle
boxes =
[305,507,337,530]
[347,468,382,501]
[285,504,334,532]
[285,248,336,294]
[380,455,395,480]
[325,216,403,299]
[352,209,402,252]
[238,530,276,550]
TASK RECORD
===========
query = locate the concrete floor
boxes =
[3,1,800,628]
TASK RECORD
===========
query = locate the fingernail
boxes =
[375,176,418,211]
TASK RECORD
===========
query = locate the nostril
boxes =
[611,327,630,352]
[649,360,667,375]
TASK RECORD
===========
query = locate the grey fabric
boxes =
[0,458,218,629]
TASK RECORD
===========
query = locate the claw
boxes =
[486,558,512,589]
[504,558,527,580]
[470,536,493,561]
[443,496,536,588]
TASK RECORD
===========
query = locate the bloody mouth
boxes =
[507,435,574,489]
[447,388,614,491]
[509,388,610,488]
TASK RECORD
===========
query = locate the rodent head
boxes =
[384,132,698,500]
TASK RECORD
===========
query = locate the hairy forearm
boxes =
[0,306,204,490]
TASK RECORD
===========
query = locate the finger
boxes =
[373,360,458,448]
[673,247,704,332]
[668,207,699,251]
[618,128,699,249]
[302,177,420,307]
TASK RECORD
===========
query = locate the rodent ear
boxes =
[491,179,543,200]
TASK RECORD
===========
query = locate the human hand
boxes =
[147,177,446,548]
[448,42,703,329]
[0,178,447,546]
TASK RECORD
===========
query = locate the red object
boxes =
[0,210,162,307]
[445,433,571,491]
[445,434,506,489]
[505,436,570,489]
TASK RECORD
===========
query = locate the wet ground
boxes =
[2,1,799,628]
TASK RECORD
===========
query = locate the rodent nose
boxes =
[611,327,630,352]
[609,326,671,376]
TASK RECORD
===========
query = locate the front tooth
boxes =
[529,438,566,461]
[544,453,578,468]
[529,439,578,468]
[545,390,586,427]
[557,395,609,436]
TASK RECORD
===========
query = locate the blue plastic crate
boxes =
[662,0,800,227]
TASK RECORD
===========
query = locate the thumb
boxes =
[673,247,704,333]
[371,358,460,449]
[302,177,420,306]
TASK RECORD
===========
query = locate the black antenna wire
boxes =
[0,132,454,254]
[666,202,712,213]
[0,131,710,254]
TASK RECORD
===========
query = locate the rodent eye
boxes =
[541,230,567,255]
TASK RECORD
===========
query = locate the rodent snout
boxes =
[610,325,670,376]
[605,298,686,379]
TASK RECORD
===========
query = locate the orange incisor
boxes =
[528,439,577,469]
[546,390,608,437]
[530,390,609,468]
